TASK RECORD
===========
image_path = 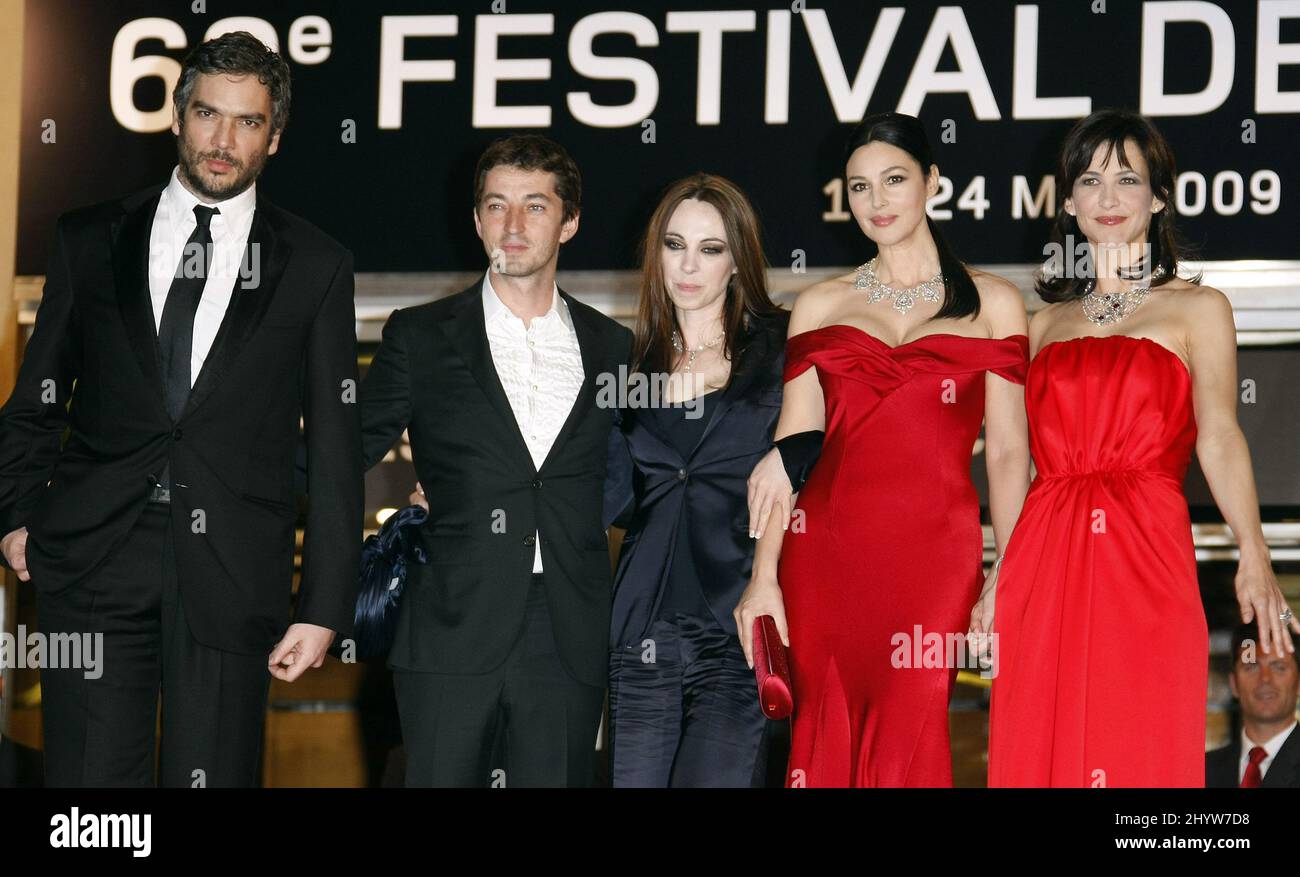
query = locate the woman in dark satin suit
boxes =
[603,173,788,787]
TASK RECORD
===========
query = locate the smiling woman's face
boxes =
[845,140,937,247]
[1064,138,1165,251]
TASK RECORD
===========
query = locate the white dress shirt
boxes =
[1237,719,1297,783]
[147,166,258,388]
[481,273,585,573]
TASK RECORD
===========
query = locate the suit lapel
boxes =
[111,189,167,405]
[1263,726,1300,788]
[183,199,291,417]
[538,290,604,474]
[436,279,536,472]
[1214,742,1242,787]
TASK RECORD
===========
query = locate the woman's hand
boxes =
[967,563,999,669]
[1235,556,1299,656]
[1184,287,1298,654]
[409,481,428,511]
[747,447,793,539]
[734,573,789,668]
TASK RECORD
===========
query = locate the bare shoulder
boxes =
[1172,280,1231,315]
[969,269,1026,311]
[1171,283,1235,349]
[1029,300,1068,325]
[789,274,853,334]
[968,268,1022,300]
[1027,301,1067,347]
[969,269,1028,335]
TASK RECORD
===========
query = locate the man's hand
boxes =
[2,527,30,581]
[268,622,335,682]
[409,481,428,511]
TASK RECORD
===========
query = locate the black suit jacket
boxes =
[604,310,789,646]
[0,185,363,654]
[1205,724,1300,787]
[359,279,633,687]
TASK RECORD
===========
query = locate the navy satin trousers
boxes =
[608,613,771,787]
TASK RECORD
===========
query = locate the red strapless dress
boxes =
[779,326,1029,787]
[988,334,1206,787]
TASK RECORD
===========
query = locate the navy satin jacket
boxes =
[604,310,789,647]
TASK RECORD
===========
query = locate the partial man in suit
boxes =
[1206,623,1300,787]
[360,134,632,787]
[0,32,362,787]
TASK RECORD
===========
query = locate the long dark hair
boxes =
[632,173,783,382]
[1036,109,1198,302]
[844,112,980,321]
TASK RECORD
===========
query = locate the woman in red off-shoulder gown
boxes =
[777,328,1028,787]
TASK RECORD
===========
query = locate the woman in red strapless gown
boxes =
[988,336,1203,786]
[987,109,1297,787]
[778,329,1028,787]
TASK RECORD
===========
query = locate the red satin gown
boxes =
[778,326,1029,787]
[988,335,1206,787]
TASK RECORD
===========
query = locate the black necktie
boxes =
[158,204,218,422]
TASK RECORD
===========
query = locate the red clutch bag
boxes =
[752,615,793,720]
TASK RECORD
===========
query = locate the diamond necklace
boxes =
[671,328,724,372]
[854,257,944,314]
[1080,266,1166,326]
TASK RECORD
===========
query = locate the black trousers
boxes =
[393,573,605,787]
[608,612,771,787]
[36,502,270,787]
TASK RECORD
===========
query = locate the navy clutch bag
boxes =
[352,504,428,659]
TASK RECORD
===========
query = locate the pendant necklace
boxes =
[1080,266,1166,326]
[671,328,724,372]
[854,257,944,314]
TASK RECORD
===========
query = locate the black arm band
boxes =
[773,430,825,492]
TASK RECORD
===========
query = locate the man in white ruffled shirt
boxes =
[361,135,632,787]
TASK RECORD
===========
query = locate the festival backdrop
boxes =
[12,0,1300,508]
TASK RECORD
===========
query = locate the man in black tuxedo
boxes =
[0,32,362,786]
[1206,623,1300,787]
[360,135,632,787]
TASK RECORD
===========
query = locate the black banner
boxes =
[16,0,1300,274]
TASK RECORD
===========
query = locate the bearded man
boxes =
[0,31,362,787]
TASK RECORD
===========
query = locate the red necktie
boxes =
[1240,746,1267,788]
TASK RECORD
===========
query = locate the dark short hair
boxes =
[1230,622,1300,670]
[173,31,292,135]
[473,135,581,223]
[1036,109,1198,302]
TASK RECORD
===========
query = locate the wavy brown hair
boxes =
[1036,109,1199,302]
[632,173,783,383]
